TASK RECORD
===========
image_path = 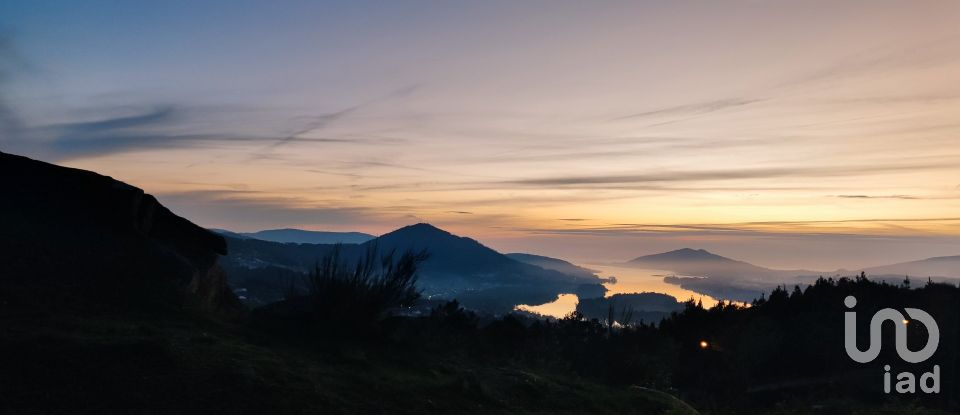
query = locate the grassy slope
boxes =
[0,310,697,415]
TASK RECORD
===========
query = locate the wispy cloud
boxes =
[3,104,412,161]
[47,105,177,134]
[503,161,959,188]
[777,34,960,91]
[610,98,762,122]
[512,217,960,239]
[254,105,359,155]
[834,194,918,200]
[0,34,26,142]
[155,189,390,231]
[252,83,421,157]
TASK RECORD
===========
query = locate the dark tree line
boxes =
[256,247,960,414]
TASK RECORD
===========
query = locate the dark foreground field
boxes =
[0,304,698,415]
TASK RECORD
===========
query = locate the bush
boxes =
[305,244,428,330]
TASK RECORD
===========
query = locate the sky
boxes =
[2,1,960,269]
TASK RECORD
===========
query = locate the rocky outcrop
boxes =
[0,151,239,311]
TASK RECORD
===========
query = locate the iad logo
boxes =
[843,295,940,393]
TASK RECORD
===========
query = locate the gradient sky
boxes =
[2,1,959,269]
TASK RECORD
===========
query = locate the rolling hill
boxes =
[506,253,598,280]
[860,255,960,279]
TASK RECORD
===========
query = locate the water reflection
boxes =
[516,264,720,318]
[517,293,580,317]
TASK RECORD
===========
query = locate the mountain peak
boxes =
[629,248,731,263]
[407,222,444,231]
[385,223,451,237]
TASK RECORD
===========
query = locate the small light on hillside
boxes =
[699,340,709,349]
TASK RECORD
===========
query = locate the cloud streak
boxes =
[502,161,959,187]
[610,98,763,122]
[253,84,421,157]
[156,189,391,231]
[3,104,413,160]
[834,194,918,200]
[512,217,960,240]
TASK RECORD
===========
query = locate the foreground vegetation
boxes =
[2,245,958,414]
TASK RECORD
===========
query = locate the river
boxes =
[516,264,720,318]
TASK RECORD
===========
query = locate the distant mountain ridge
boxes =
[222,223,604,311]
[860,255,960,279]
[212,228,374,244]
[628,248,817,279]
[628,247,960,303]
[506,253,598,280]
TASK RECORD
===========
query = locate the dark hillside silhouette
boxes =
[576,292,684,324]
[0,151,237,311]
[375,224,593,286]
